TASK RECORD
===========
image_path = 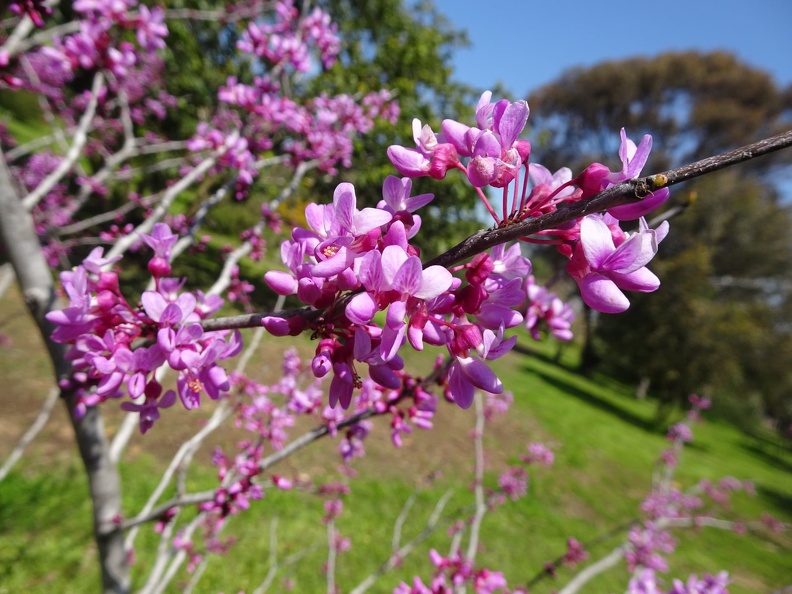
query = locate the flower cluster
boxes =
[524,275,574,341]
[184,0,398,196]
[394,549,509,594]
[38,0,168,80]
[45,224,241,431]
[237,0,340,72]
[6,0,52,28]
[264,177,531,409]
[388,92,670,314]
[254,90,673,410]
[628,568,730,594]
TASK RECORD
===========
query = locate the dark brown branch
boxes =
[200,130,792,333]
[426,130,792,270]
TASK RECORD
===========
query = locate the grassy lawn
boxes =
[0,284,790,593]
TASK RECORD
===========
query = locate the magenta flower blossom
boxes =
[378,175,434,214]
[387,118,459,180]
[628,569,730,594]
[606,128,671,220]
[120,388,176,434]
[567,214,669,313]
[447,355,504,410]
[525,275,575,341]
[440,94,531,189]
[345,243,453,359]
[307,182,391,277]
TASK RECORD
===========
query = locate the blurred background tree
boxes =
[528,51,792,435]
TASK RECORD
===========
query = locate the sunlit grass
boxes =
[0,285,790,593]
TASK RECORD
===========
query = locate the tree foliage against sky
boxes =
[528,52,792,432]
[529,51,792,172]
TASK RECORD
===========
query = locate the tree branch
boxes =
[22,72,105,211]
[0,148,129,593]
[0,386,59,481]
[426,130,792,270]
[198,130,792,333]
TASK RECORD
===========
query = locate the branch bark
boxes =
[0,149,129,593]
[198,130,792,333]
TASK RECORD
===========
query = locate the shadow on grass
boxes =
[741,440,792,474]
[513,342,575,370]
[756,483,792,517]
[523,364,660,435]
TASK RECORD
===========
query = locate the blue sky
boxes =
[430,0,792,96]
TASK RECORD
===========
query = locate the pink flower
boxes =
[568,214,668,313]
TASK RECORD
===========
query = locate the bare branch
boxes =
[1,13,35,58]
[326,519,337,594]
[426,130,792,271]
[558,545,626,594]
[350,490,455,594]
[0,147,128,592]
[0,386,59,482]
[251,517,280,594]
[22,72,105,211]
[104,153,220,262]
[206,159,318,297]
[392,492,418,551]
[122,359,450,529]
[465,393,487,564]
[198,131,792,333]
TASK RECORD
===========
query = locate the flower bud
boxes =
[147,256,171,278]
[573,163,610,198]
[450,324,483,357]
[465,253,494,285]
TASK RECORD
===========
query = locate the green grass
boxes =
[0,285,790,592]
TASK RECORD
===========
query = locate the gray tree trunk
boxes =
[0,151,129,593]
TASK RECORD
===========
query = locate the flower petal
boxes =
[381,245,408,287]
[415,266,453,300]
[579,273,630,313]
[448,362,475,409]
[346,292,377,325]
[457,356,503,394]
[353,207,392,235]
[333,183,356,232]
[580,216,616,270]
[393,256,422,295]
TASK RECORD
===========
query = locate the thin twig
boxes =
[0,387,59,481]
[465,393,487,564]
[198,131,792,333]
[392,493,418,551]
[558,545,626,594]
[22,72,105,211]
[349,489,455,594]
[251,517,280,594]
[104,153,220,262]
[123,327,267,537]
[122,359,450,529]
[326,519,337,594]
[207,159,318,297]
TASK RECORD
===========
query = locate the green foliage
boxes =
[1,342,790,592]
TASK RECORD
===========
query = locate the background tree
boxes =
[527,51,792,433]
